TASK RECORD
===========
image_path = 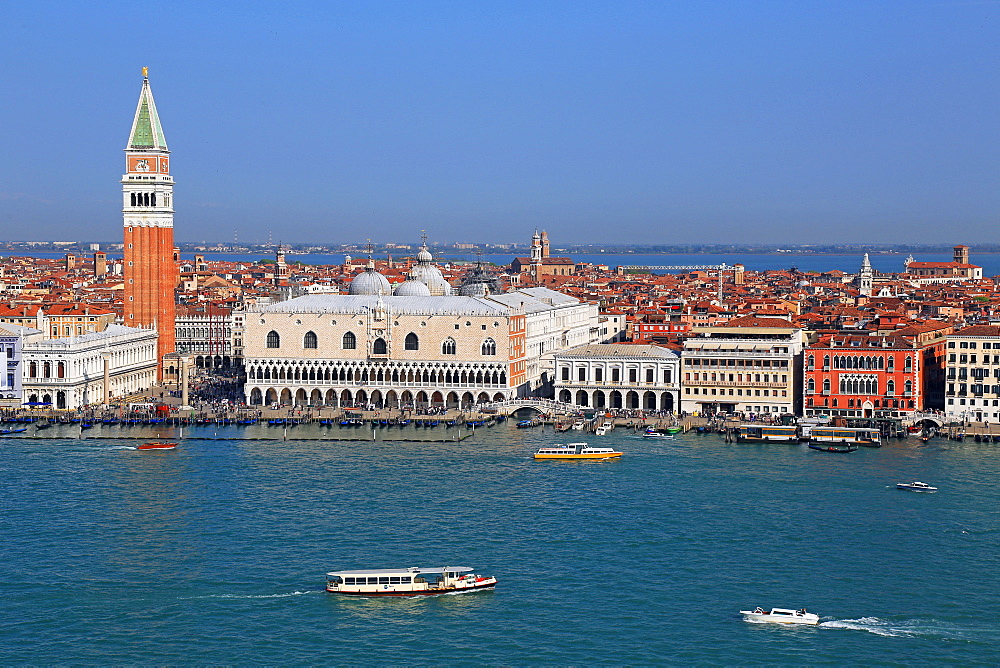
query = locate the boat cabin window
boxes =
[345,577,355,585]
[379,577,390,584]
[328,576,343,584]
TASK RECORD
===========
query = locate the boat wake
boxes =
[182,590,321,600]
[820,617,984,640]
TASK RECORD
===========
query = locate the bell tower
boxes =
[122,67,175,372]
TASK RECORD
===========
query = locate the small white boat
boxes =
[571,420,586,430]
[594,420,614,435]
[740,607,819,625]
[896,481,937,492]
[643,430,674,439]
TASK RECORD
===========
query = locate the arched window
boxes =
[904,357,912,372]
[43,362,51,378]
[373,338,387,355]
[266,331,280,348]
[303,331,317,349]
[442,337,456,355]
[343,332,356,350]
[904,380,913,395]
[807,378,815,392]
[823,379,830,392]
[807,355,814,368]
[404,332,419,350]
[823,355,830,368]
[29,361,37,377]
[482,338,496,355]
[887,380,895,395]
[151,193,157,206]
[130,193,136,206]
[57,362,65,379]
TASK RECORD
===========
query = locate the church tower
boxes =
[122,67,175,371]
[530,229,542,280]
[857,253,874,297]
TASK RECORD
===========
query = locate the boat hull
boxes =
[740,611,819,625]
[137,442,177,450]
[327,581,497,596]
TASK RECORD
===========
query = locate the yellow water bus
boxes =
[534,443,622,460]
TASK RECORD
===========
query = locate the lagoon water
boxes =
[3,422,999,664]
[15,250,1000,277]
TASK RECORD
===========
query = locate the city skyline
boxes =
[3,1,999,244]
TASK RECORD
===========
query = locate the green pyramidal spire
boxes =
[127,68,167,150]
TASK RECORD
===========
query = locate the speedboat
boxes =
[896,481,937,492]
[326,566,497,597]
[534,443,622,460]
[643,429,674,439]
[740,607,819,625]
[136,441,177,450]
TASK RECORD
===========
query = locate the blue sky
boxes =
[1,1,998,245]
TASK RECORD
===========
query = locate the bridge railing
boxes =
[480,398,581,413]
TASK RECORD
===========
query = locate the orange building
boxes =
[122,68,175,374]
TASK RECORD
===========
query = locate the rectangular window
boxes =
[561,367,569,381]
[379,577,390,584]
[629,369,637,383]
[646,369,654,383]
[578,368,586,382]
[613,369,620,382]
[595,368,603,382]
[368,577,379,584]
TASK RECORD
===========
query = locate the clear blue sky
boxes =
[2,0,998,245]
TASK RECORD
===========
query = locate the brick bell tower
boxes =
[122,67,175,374]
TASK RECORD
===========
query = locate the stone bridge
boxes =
[907,412,945,428]
[479,398,582,416]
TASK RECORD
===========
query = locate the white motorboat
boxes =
[740,607,819,625]
[571,420,586,430]
[896,481,937,492]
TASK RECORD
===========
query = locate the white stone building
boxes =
[680,316,808,416]
[554,343,681,411]
[0,324,24,407]
[21,324,159,409]
[944,325,1000,422]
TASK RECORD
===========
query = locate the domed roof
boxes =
[459,281,489,297]
[417,245,434,263]
[394,279,431,297]
[349,269,391,296]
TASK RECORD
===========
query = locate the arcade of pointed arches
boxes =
[245,358,512,408]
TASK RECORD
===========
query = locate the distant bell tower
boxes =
[122,67,175,371]
[540,230,550,259]
[530,229,542,280]
[858,253,874,297]
[954,245,969,265]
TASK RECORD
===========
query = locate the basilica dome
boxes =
[393,278,432,297]
[348,268,391,296]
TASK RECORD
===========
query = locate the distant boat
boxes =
[137,441,177,450]
[326,566,497,597]
[896,481,937,492]
[534,443,622,460]
[808,442,858,453]
[740,607,819,625]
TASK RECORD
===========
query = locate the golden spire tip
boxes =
[142,66,148,78]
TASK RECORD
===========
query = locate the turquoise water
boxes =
[2,423,999,664]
